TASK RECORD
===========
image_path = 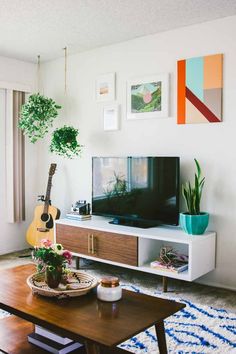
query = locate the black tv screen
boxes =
[92,157,180,228]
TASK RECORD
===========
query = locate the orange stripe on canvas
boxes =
[177,60,186,124]
[204,54,223,89]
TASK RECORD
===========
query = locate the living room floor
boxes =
[0,250,235,313]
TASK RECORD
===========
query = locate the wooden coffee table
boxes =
[0,265,185,354]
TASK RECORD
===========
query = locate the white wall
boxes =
[0,56,36,254]
[39,16,236,290]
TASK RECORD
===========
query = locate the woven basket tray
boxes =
[27,271,98,299]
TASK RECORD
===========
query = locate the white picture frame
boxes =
[96,73,115,102]
[103,104,120,131]
[127,73,169,120]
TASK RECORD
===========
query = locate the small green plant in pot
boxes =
[180,159,209,235]
[50,125,82,159]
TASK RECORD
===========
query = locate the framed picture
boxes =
[127,73,169,120]
[177,54,223,124]
[103,104,120,131]
[96,73,115,102]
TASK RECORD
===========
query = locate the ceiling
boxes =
[0,0,236,63]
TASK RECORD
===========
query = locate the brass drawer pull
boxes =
[88,234,97,254]
[94,236,97,254]
[91,234,97,254]
[88,234,92,254]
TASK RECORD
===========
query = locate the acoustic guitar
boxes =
[26,163,60,247]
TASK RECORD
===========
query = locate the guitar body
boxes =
[26,205,60,247]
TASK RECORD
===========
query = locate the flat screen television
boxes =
[92,157,180,228]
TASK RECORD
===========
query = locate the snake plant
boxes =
[182,159,205,215]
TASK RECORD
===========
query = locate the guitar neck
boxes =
[43,176,53,214]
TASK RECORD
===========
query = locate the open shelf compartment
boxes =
[138,238,190,280]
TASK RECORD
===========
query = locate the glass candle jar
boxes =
[97,276,122,302]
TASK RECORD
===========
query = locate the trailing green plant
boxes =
[49,125,82,159]
[182,159,205,215]
[18,93,61,143]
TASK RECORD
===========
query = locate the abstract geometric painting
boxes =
[177,54,223,124]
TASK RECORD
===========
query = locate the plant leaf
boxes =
[194,158,201,180]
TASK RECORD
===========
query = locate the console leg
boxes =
[75,256,80,270]
[162,276,168,292]
[155,320,168,354]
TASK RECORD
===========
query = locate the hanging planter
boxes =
[18,93,61,143]
[49,125,82,159]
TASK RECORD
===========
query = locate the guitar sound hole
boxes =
[41,213,50,222]
[46,215,54,229]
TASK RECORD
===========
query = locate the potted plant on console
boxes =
[180,159,209,235]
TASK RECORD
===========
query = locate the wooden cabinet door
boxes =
[92,229,138,266]
[56,224,90,255]
[56,224,138,266]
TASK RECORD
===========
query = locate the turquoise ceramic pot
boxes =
[179,212,209,235]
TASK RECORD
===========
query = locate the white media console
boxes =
[55,216,216,291]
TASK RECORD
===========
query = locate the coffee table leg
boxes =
[85,340,101,354]
[155,320,167,354]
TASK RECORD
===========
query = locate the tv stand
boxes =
[55,216,216,292]
[109,217,159,229]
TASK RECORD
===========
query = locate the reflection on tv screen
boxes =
[92,157,179,227]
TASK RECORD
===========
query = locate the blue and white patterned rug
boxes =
[0,285,235,354]
[119,284,236,354]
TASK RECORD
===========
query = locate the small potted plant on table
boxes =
[180,159,209,235]
[33,239,72,288]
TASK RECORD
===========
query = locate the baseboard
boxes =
[196,279,236,292]
[0,247,30,256]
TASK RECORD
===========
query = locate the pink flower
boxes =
[41,239,52,248]
[63,250,72,264]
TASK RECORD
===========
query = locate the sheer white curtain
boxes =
[5,90,25,222]
[13,90,25,222]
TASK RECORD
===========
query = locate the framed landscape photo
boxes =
[96,73,115,102]
[103,104,120,131]
[127,73,169,120]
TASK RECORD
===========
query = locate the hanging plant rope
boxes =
[49,47,83,159]
[18,55,61,143]
[37,55,41,93]
[49,125,82,159]
[64,47,67,94]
